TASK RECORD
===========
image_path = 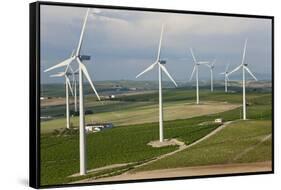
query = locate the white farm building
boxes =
[85,123,113,133]
[214,118,224,124]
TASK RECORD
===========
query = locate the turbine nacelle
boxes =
[136,24,177,87]
[227,38,257,120]
[228,39,257,82]
[66,72,72,76]
[136,24,177,142]
[189,49,213,82]
[196,61,209,67]
[159,60,166,65]
[80,55,91,61]
[44,8,101,102]
[45,8,101,176]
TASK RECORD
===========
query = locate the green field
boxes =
[134,120,272,172]
[40,83,269,118]
[41,100,239,134]
[41,118,221,185]
[40,88,271,133]
[40,87,272,186]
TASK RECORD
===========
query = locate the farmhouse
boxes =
[85,123,114,133]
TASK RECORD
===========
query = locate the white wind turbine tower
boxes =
[205,59,216,92]
[68,49,79,113]
[136,25,177,142]
[189,48,209,104]
[220,64,230,92]
[228,39,258,120]
[69,57,90,113]
[70,68,79,112]
[50,67,74,129]
[44,8,101,175]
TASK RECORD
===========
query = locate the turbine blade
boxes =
[65,75,74,96]
[189,48,197,64]
[244,66,258,81]
[77,58,101,101]
[50,72,64,77]
[198,61,209,65]
[44,57,75,72]
[71,49,76,57]
[76,8,90,56]
[189,66,196,81]
[241,38,248,66]
[156,24,165,61]
[50,73,64,77]
[159,64,178,87]
[228,64,242,76]
[225,63,230,72]
[219,72,225,75]
[64,61,71,75]
[136,62,157,78]
[68,64,74,74]
[68,65,76,89]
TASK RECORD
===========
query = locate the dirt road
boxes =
[90,161,271,182]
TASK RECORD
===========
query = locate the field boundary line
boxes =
[232,134,272,161]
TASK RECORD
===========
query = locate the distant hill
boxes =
[41,80,272,98]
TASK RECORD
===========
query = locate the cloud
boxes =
[40,5,272,83]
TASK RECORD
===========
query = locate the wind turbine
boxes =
[50,67,74,129]
[69,68,79,112]
[44,8,101,175]
[136,25,177,143]
[189,48,209,104]
[220,64,230,92]
[204,59,216,92]
[228,39,258,120]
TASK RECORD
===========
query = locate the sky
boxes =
[40,5,272,84]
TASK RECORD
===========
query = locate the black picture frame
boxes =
[30,1,274,188]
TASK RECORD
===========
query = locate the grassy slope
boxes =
[134,120,272,172]
[41,120,220,185]
[40,103,271,185]
[40,90,272,185]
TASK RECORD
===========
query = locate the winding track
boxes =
[131,121,235,171]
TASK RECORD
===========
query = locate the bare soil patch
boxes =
[147,138,185,148]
